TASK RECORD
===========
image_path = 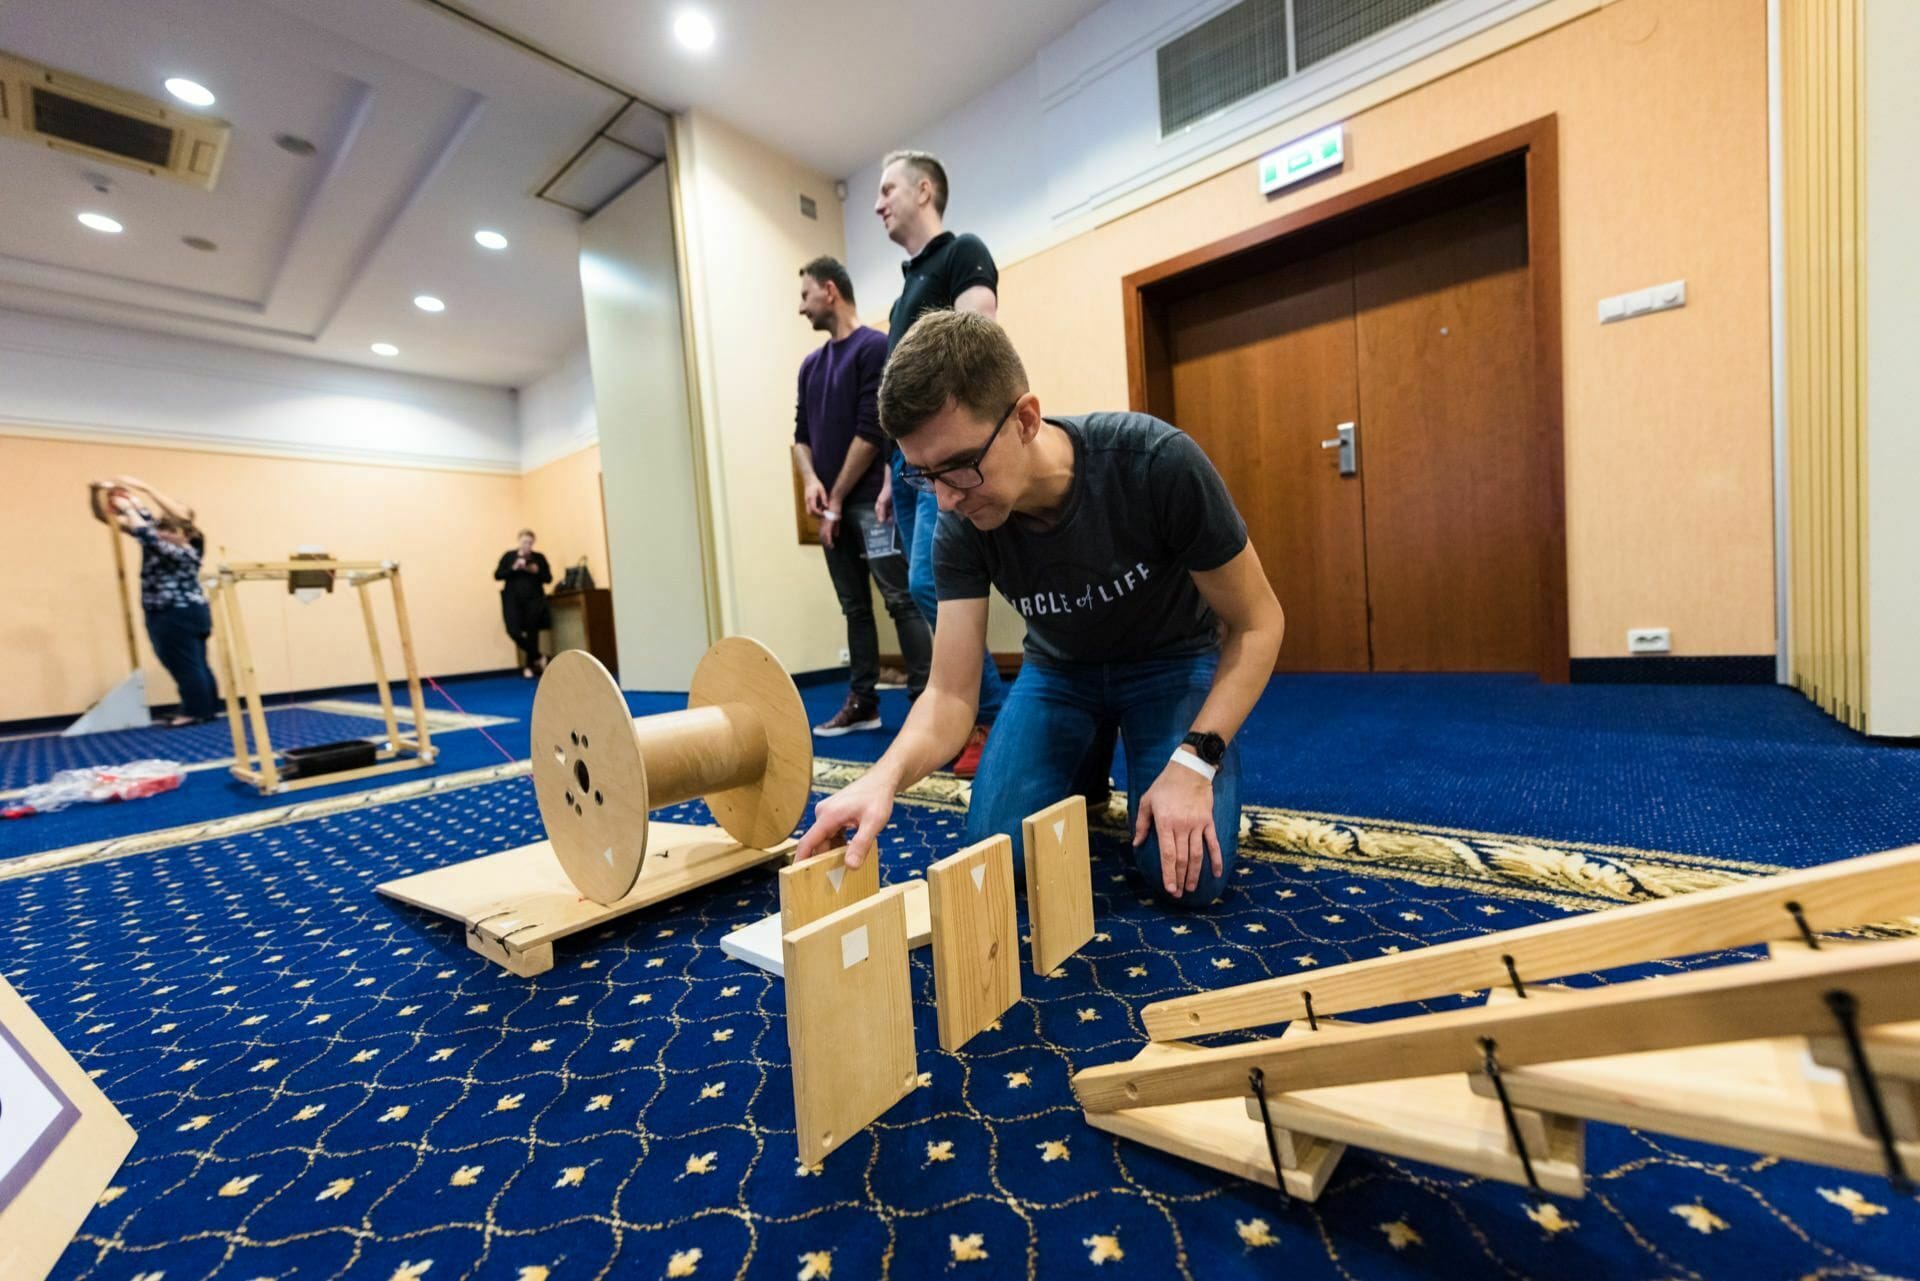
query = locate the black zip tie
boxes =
[1786,900,1820,951]
[1479,1037,1542,1194]
[1502,954,1527,999]
[1825,990,1914,1195]
[1248,1067,1289,1203]
[1302,991,1318,1031]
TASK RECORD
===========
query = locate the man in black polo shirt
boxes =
[873,149,1007,776]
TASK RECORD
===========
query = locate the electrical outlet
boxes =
[838,647,850,664]
[1627,628,1671,654]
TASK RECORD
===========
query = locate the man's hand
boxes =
[794,771,897,869]
[818,510,839,550]
[875,475,894,525]
[1132,763,1222,899]
[803,477,829,517]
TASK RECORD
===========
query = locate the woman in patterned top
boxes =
[105,477,220,728]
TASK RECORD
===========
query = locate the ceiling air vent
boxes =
[0,51,231,190]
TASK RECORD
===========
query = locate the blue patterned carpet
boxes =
[8,750,1917,1280]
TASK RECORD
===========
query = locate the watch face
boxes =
[1187,731,1226,766]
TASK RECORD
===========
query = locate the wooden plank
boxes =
[1083,1044,1344,1199]
[785,884,918,1167]
[0,975,138,1281]
[219,572,281,791]
[1142,843,1920,1039]
[779,844,875,934]
[1235,1021,1583,1197]
[927,835,1022,1051]
[377,823,790,977]
[273,756,431,794]
[355,577,401,748]
[1023,795,1093,974]
[725,879,932,979]
[1472,1031,1920,1177]
[220,559,391,572]
[1076,937,1920,1112]
[207,580,249,767]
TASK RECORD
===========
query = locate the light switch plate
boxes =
[1627,627,1672,654]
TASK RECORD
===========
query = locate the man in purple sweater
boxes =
[793,255,932,734]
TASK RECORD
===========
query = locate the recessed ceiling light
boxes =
[413,294,445,313]
[78,212,123,234]
[274,133,317,157]
[182,235,218,252]
[674,10,716,51]
[164,77,216,107]
[474,229,509,251]
[371,342,399,357]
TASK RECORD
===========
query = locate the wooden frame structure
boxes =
[1073,844,1920,1201]
[208,559,434,794]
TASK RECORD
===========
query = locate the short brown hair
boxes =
[517,528,535,540]
[878,309,1028,440]
[799,255,855,305]
[882,149,949,216]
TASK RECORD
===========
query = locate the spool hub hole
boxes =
[573,759,591,793]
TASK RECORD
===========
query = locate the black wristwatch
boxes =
[1181,730,1227,767]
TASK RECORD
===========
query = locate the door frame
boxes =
[1122,116,1568,683]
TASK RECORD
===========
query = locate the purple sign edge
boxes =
[0,1017,85,1214]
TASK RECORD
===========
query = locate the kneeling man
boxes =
[796,310,1283,904]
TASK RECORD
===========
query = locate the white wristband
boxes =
[821,510,840,522]
[1168,747,1217,782]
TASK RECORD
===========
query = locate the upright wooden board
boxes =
[0,976,138,1281]
[927,835,1022,1051]
[1022,795,1093,975]
[377,823,790,976]
[1082,1042,1345,1199]
[779,844,878,934]
[785,884,917,1167]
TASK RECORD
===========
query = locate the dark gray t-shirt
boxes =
[933,412,1249,664]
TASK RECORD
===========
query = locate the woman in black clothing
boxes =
[495,529,552,678]
[101,476,219,727]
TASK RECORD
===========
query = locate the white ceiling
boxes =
[0,0,638,387]
[0,0,1107,390]
[438,0,1110,180]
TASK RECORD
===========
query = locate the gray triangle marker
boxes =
[602,847,615,866]
[971,864,986,891]
[1052,818,1067,845]
[827,866,846,893]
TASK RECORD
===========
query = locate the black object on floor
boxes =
[279,738,378,779]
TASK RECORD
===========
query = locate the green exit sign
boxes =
[1258,124,1344,195]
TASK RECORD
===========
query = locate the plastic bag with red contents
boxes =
[1,759,185,818]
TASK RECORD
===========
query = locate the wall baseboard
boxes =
[1568,656,1777,685]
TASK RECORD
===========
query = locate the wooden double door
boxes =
[1159,179,1549,673]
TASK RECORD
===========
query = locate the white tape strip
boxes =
[841,924,869,968]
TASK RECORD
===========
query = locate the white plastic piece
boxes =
[61,671,151,736]
[841,924,870,968]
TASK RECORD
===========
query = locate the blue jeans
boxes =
[962,651,1240,906]
[146,602,221,720]
[893,452,1005,725]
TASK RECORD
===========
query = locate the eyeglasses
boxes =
[899,400,1019,494]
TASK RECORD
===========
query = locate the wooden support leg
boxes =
[207,580,249,766]
[1023,795,1093,975]
[927,835,1022,1052]
[219,572,280,791]
[386,567,433,762]
[355,575,401,750]
[785,884,918,1167]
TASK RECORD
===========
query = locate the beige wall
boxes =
[677,110,865,674]
[521,443,609,586]
[996,0,1774,659]
[0,431,541,722]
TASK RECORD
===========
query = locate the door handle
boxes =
[1320,422,1356,476]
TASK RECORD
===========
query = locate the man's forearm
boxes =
[791,443,818,483]
[865,685,975,793]
[1188,621,1283,744]
[828,437,882,506]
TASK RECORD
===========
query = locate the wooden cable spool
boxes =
[530,637,814,904]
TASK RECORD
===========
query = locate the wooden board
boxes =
[722,879,932,979]
[780,844,877,934]
[1076,937,1920,1112]
[0,975,138,1281]
[376,823,790,977]
[1022,795,1093,975]
[1082,1042,1345,1199]
[1142,842,1920,1039]
[927,835,1022,1051]
[785,884,918,1167]
[1472,1032,1920,1176]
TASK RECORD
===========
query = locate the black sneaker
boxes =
[814,695,881,736]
